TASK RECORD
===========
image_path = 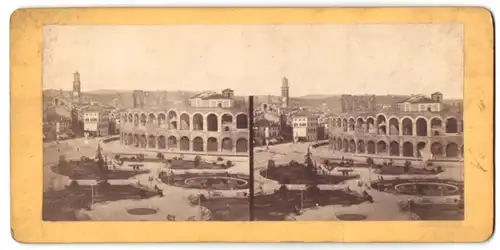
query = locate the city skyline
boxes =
[43,24,463,99]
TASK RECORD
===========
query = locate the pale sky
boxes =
[43,24,463,98]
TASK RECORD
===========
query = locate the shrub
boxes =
[426,161,433,167]
[226,160,233,167]
[156,152,164,160]
[366,157,374,166]
[404,160,411,168]
[268,159,276,169]
[403,166,410,173]
[212,162,217,165]
[130,156,137,162]
[323,159,330,166]
[217,156,224,162]
[194,156,202,166]
[137,154,145,162]
[436,166,443,172]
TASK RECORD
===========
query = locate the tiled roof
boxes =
[398,95,439,104]
[190,91,232,100]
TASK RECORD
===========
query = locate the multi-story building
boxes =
[253,118,281,146]
[83,106,110,137]
[119,89,249,155]
[397,93,443,112]
[329,93,463,161]
[292,113,318,142]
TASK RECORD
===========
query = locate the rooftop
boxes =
[398,95,439,104]
[190,91,233,100]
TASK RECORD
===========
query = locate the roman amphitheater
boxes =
[119,108,249,155]
[329,112,463,161]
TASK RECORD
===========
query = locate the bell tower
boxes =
[281,77,289,108]
[72,71,81,102]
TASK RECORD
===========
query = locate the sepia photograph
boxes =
[251,24,464,221]
[42,25,251,221]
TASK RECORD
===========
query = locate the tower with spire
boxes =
[72,71,81,103]
[281,77,289,108]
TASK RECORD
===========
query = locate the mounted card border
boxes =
[10,7,494,243]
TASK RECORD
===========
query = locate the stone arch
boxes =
[236,113,248,129]
[193,113,204,131]
[377,141,387,154]
[446,143,458,158]
[148,135,156,148]
[133,113,139,126]
[207,113,219,132]
[389,141,400,156]
[133,134,139,147]
[366,117,375,133]
[445,117,458,133]
[430,117,443,136]
[222,137,233,152]
[168,110,178,129]
[388,117,400,135]
[167,136,177,149]
[128,113,133,123]
[431,142,443,156]
[342,118,348,132]
[140,113,147,126]
[357,140,365,153]
[336,118,342,128]
[127,133,133,145]
[417,142,426,157]
[416,117,428,136]
[148,113,156,125]
[158,113,166,127]
[342,139,349,152]
[180,113,190,130]
[348,117,356,131]
[349,139,356,153]
[367,141,375,154]
[376,114,387,134]
[179,136,190,151]
[336,138,342,150]
[207,137,218,152]
[158,135,166,149]
[192,137,204,152]
[236,138,248,152]
[403,142,414,157]
[221,114,233,132]
[139,134,147,148]
[356,117,364,130]
[402,117,413,135]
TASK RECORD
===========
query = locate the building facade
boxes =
[253,118,281,146]
[83,107,110,137]
[328,110,463,161]
[119,90,249,155]
[292,114,318,142]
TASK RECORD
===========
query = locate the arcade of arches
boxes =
[331,115,462,136]
[122,111,249,132]
[121,133,249,153]
[331,137,463,159]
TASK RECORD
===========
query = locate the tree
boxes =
[366,157,374,166]
[323,159,330,166]
[404,161,411,173]
[226,160,233,167]
[304,147,315,175]
[194,156,202,166]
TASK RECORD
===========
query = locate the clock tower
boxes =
[281,77,289,108]
[72,71,81,102]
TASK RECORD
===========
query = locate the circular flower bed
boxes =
[371,178,463,196]
[126,208,158,215]
[336,214,367,221]
[161,173,249,190]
